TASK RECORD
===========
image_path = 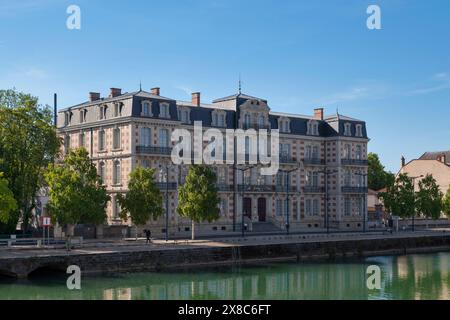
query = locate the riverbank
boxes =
[1,231,450,278]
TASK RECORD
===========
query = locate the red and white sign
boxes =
[42,217,51,227]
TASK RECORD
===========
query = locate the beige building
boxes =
[399,151,450,194]
[57,87,369,237]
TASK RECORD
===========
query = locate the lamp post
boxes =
[410,175,424,232]
[159,165,171,242]
[236,165,255,238]
[317,169,338,234]
[278,167,300,235]
[355,172,368,233]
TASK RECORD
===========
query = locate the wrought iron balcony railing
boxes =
[303,186,325,193]
[302,158,325,165]
[238,184,276,192]
[341,159,368,166]
[155,182,178,190]
[136,146,173,155]
[341,186,368,193]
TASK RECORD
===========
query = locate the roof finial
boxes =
[238,74,242,94]
[139,80,142,92]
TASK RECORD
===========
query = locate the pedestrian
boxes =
[145,229,152,244]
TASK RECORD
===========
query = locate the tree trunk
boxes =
[191,220,195,240]
[66,224,75,237]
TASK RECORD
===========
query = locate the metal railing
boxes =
[136,146,173,155]
[303,186,325,193]
[155,182,178,190]
[303,158,325,165]
[341,159,368,166]
[341,186,368,193]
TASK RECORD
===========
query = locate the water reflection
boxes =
[0,252,449,300]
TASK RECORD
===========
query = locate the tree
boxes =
[45,148,110,233]
[117,167,164,226]
[368,153,395,191]
[416,175,443,220]
[379,173,415,219]
[0,89,60,233]
[443,185,450,218]
[177,165,220,240]
[0,172,17,224]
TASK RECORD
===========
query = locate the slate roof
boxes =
[419,151,450,164]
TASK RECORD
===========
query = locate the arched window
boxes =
[99,162,106,184]
[113,161,121,185]
[98,129,106,151]
[113,127,121,149]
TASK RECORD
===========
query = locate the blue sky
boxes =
[0,0,449,172]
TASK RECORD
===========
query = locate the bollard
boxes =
[37,239,42,248]
[7,240,12,247]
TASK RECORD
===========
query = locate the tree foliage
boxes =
[443,185,450,218]
[117,167,164,226]
[0,89,60,232]
[368,152,395,191]
[379,174,415,219]
[0,172,17,224]
[416,175,443,220]
[45,148,110,226]
[177,165,220,239]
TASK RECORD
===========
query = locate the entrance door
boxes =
[243,198,252,219]
[258,198,267,222]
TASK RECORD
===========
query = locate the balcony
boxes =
[136,146,173,156]
[303,186,325,193]
[303,158,325,166]
[275,185,299,193]
[341,159,368,166]
[217,184,234,192]
[279,155,297,164]
[238,184,276,192]
[155,182,178,190]
[341,186,368,194]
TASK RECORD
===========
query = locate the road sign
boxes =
[43,217,51,227]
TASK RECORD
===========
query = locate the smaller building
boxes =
[367,189,385,227]
[399,151,450,194]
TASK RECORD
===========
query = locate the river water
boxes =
[0,252,449,300]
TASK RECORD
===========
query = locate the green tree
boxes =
[177,165,220,240]
[0,172,17,224]
[45,148,110,233]
[117,167,164,226]
[443,185,450,218]
[416,175,443,220]
[0,89,60,233]
[379,173,416,219]
[368,153,395,190]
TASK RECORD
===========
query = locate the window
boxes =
[80,109,87,123]
[113,127,121,149]
[244,114,251,127]
[307,121,319,135]
[220,198,228,216]
[78,132,85,148]
[217,167,226,184]
[356,145,362,160]
[305,145,312,159]
[345,197,351,216]
[312,172,319,187]
[64,113,69,126]
[219,114,226,127]
[113,161,121,185]
[159,129,169,147]
[113,197,121,219]
[141,127,151,147]
[284,121,289,132]
[344,123,352,136]
[312,146,319,159]
[358,198,364,216]
[313,199,319,216]
[280,144,291,158]
[344,170,351,186]
[276,199,283,216]
[142,102,151,117]
[213,113,218,126]
[305,199,312,216]
[98,129,106,151]
[141,159,150,168]
[64,135,70,154]
[114,103,122,117]
[344,144,351,159]
[258,115,265,128]
[159,103,170,118]
[99,162,106,184]
[356,124,363,137]
[99,106,107,120]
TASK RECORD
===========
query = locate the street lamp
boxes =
[278,166,301,235]
[317,169,338,234]
[410,175,424,232]
[159,165,172,242]
[355,172,368,233]
[236,165,255,238]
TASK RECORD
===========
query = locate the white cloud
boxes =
[23,67,48,79]
[409,72,450,95]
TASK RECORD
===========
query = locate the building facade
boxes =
[57,87,369,237]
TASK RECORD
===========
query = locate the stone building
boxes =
[57,87,369,237]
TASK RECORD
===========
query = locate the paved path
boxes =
[1,229,449,260]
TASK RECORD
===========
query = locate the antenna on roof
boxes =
[139,80,142,92]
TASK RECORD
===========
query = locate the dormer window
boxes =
[212,110,226,128]
[79,109,87,123]
[114,103,123,117]
[178,107,191,124]
[355,124,363,137]
[141,101,152,117]
[159,103,170,118]
[307,120,319,136]
[344,123,352,136]
[99,105,107,120]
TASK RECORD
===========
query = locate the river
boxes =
[0,252,449,300]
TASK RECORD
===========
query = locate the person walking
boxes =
[145,229,152,244]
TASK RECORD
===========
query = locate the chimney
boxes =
[151,87,160,96]
[401,156,406,168]
[314,108,324,120]
[439,154,446,163]
[192,92,201,106]
[89,92,100,102]
[109,88,122,98]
